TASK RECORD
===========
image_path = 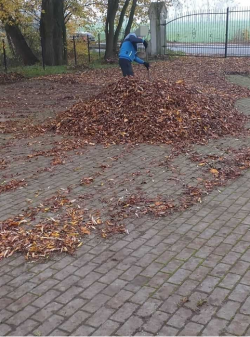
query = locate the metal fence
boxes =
[163,7,250,57]
[0,32,106,73]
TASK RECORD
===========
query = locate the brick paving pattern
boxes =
[1,75,250,335]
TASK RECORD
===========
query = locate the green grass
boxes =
[1,58,118,78]
[11,64,69,78]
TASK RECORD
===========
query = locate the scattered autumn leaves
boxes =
[0,72,25,85]
[0,194,126,260]
[1,57,250,261]
[0,179,26,194]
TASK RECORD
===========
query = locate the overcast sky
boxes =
[237,0,249,5]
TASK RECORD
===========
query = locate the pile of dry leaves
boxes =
[55,77,246,145]
[0,72,25,85]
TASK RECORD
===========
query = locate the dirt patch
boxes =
[0,77,102,123]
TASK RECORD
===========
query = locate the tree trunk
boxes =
[6,32,16,57]
[124,0,137,38]
[53,0,64,65]
[62,18,68,64]
[40,0,65,66]
[5,22,39,65]
[105,0,119,59]
[113,0,130,55]
[40,0,54,65]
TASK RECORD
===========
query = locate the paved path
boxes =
[1,76,250,336]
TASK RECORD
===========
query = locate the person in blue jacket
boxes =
[119,33,150,77]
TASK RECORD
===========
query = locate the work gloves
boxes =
[144,62,150,70]
[143,40,148,49]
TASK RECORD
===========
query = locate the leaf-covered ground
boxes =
[1,57,250,261]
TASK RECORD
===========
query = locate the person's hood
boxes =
[124,33,137,40]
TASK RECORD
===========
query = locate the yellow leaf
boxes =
[81,227,90,235]
[210,168,219,176]
[176,79,184,84]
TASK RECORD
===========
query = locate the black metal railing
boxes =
[163,7,250,58]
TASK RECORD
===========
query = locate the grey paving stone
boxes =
[160,294,183,314]
[116,316,143,336]
[190,266,211,281]
[160,259,183,274]
[158,325,179,336]
[31,278,59,295]
[208,287,230,306]
[92,320,120,336]
[219,273,241,289]
[167,307,193,328]
[56,286,83,304]
[120,266,143,281]
[177,279,199,296]
[10,319,39,336]
[130,287,155,304]
[99,269,123,284]
[136,298,162,317]
[140,262,163,278]
[210,263,231,277]
[7,293,38,312]
[32,314,64,336]
[77,271,102,289]
[111,302,139,323]
[240,295,250,314]
[142,311,169,334]
[226,313,250,335]
[50,328,69,336]
[86,307,115,328]
[60,311,90,332]
[80,282,107,299]
[102,279,127,297]
[198,276,220,293]
[241,248,250,261]
[168,268,191,285]
[229,284,250,302]
[0,324,12,336]
[221,251,241,265]
[181,257,203,271]
[72,324,95,336]
[202,318,228,336]
[179,322,204,336]
[230,261,250,275]
[82,293,111,313]
[147,272,169,288]
[153,282,177,301]
[32,302,63,322]
[6,305,38,326]
[202,254,222,268]
[216,300,241,320]
[107,290,133,309]
[57,298,86,317]
[191,306,217,325]
[0,309,13,323]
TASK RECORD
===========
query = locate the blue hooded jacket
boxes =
[119,33,145,64]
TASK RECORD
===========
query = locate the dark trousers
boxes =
[119,58,134,77]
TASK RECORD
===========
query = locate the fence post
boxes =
[225,7,230,58]
[98,33,101,58]
[87,36,91,63]
[2,39,7,73]
[73,36,77,66]
[41,37,45,70]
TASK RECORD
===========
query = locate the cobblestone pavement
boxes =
[1,76,250,336]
